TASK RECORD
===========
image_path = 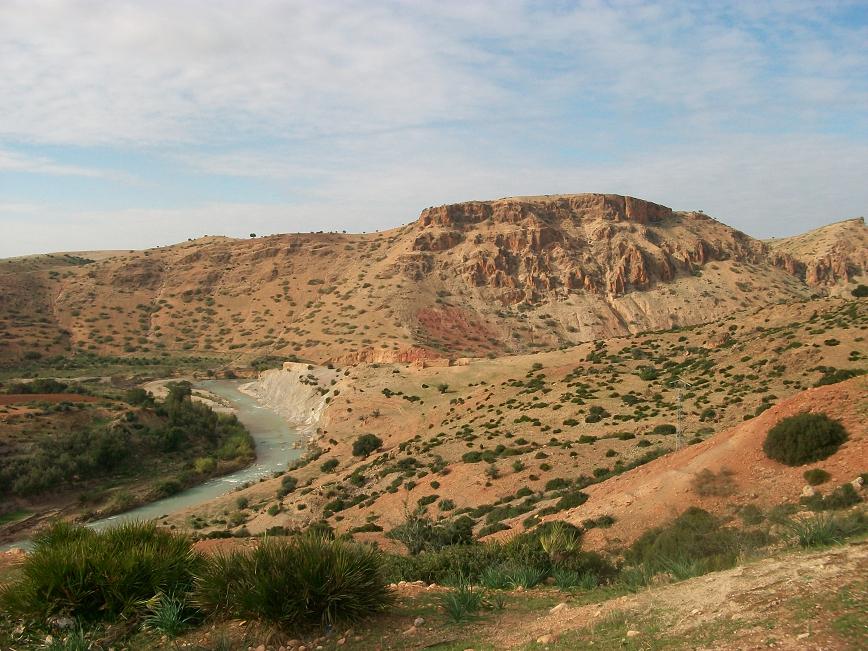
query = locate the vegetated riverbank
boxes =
[0,380,256,546]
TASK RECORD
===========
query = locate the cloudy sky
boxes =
[1,0,867,257]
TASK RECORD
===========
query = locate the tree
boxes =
[352,433,383,457]
[249,233,257,238]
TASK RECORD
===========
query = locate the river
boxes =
[2,379,301,548]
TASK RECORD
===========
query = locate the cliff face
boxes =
[410,194,766,302]
[768,217,867,290]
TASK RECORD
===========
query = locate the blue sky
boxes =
[1,0,867,257]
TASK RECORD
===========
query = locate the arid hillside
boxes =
[169,296,866,543]
[3,194,863,366]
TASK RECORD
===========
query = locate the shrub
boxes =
[193,533,392,628]
[652,424,676,435]
[691,468,736,497]
[352,434,383,457]
[544,478,570,492]
[555,491,589,511]
[440,582,484,622]
[553,568,598,590]
[786,512,867,547]
[738,504,765,526]
[814,368,866,387]
[627,507,739,573]
[0,521,200,621]
[320,458,339,472]
[802,483,863,511]
[538,521,582,565]
[479,563,546,589]
[387,510,474,554]
[803,468,831,486]
[143,591,195,636]
[763,413,847,466]
[852,284,868,297]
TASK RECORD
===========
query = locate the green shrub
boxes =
[387,510,474,555]
[555,490,589,510]
[479,563,546,589]
[544,478,570,491]
[626,508,738,573]
[352,434,383,457]
[552,568,598,590]
[193,533,391,628]
[319,458,339,472]
[652,424,676,435]
[440,583,483,622]
[814,368,865,387]
[786,512,867,547]
[802,483,863,511]
[763,412,847,466]
[803,468,831,486]
[143,591,195,636]
[0,521,200,621]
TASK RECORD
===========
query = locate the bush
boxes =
[652,424,676,435]
[479,563,546,589]
[0,521,200,621]
[786,512,867,547]
[352,434,383,457]
[193,533,392,629]
[387,509,474,554]
[852,284,868,297]
[440,583,484,622]
[763,412,847,466]
[802,483,863,511]
[555,490,589,510]
[803,468,831,486]
[627,508,739,573]
[320,458,339,473]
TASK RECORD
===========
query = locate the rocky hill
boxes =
[768,217,867,293]
[0,194,862,365]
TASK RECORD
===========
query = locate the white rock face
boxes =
[240,362,338,436]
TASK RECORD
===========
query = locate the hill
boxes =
[5,193,863,366]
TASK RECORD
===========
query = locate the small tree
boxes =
[352,433,383,458]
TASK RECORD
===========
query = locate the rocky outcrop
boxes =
[409,194,765,303]
[768,217,867,289]
[239,363,339,435]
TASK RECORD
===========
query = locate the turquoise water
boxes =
[2,379,300,547]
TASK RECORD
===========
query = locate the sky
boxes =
[1,0,867,258]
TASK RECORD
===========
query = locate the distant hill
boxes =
[1,193,863,365]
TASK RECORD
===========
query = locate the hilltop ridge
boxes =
[0,193,862,365]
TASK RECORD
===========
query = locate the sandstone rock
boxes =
[549,602,568,614]
[413,617,425,627]
[536,634,556,644]
[626,630,641,638]
[852,476,864,490]
[801,485,816,498]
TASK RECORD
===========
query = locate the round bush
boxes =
[763,412,847,466]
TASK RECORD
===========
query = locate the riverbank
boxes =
[238,362,339,439]
[0,379,303,550]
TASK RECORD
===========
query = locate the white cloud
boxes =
[0,148,131,180]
